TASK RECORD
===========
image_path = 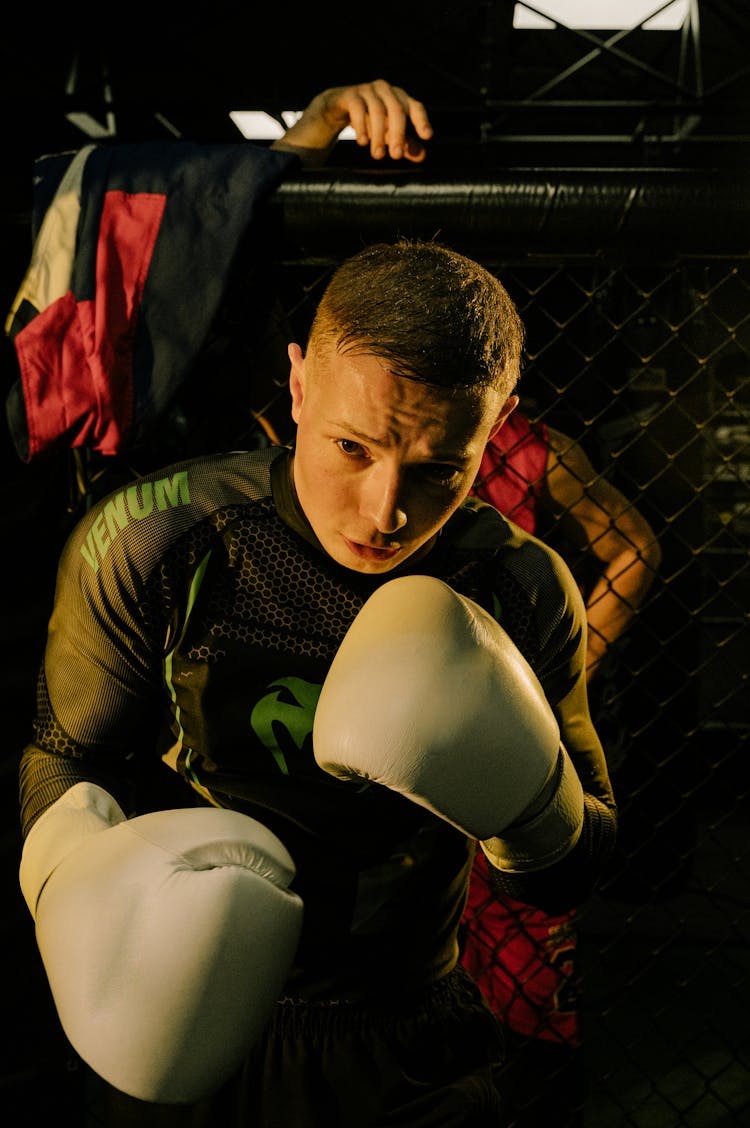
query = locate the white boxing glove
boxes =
[19,783,303,1104]
[313,574,584,873]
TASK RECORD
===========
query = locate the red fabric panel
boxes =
[13,190,166,459]
[461,852,581,1045]
[472,411,549,532]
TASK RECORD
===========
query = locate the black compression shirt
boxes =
[19,444,615,1000]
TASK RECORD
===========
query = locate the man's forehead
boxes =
[315,341,492,394]
[309,340,504,417]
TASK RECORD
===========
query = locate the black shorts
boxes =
[90,967,507,1127]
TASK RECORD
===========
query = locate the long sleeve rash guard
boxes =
[19,444,616,1001]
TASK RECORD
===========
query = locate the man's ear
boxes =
[288,343,305,424]
[488,394,519,441]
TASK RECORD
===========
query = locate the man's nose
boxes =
[363,468,407,534]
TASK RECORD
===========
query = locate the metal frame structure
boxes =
[428,0,750,160]
[24,2,750,156]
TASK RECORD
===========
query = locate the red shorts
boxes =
[460,851,581,1046]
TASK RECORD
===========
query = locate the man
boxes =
[17,84,617,1128]
[462,409,661,1125]
[473,413,662,682]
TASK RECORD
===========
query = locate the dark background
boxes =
[1,4,749,1125]
[3,1,749,191]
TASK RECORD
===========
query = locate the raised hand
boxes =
[272,78,433,165]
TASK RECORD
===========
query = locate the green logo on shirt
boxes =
[250,676,322,774]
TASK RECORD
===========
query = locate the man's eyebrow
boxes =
[329,421,382,446]
[436,449,474,465]
[330,420,474,464]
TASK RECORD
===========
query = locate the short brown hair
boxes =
[307,240,524,399]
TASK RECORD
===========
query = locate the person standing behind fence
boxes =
[461,408,661,1127]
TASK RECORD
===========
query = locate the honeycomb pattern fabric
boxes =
[20,444,614,1000]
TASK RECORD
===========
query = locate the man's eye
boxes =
[338,439,365,457]
[422,464,461,485]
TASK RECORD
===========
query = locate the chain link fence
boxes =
[6,171,748,1126]
[236,211,749,1127]
[127,211,746,1124]
[483,256,750,1126]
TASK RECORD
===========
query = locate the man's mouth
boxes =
[343,537,401,562]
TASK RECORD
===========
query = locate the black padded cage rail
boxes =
[270,168,750,259]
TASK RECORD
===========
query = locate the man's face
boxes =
[288,340,516,574]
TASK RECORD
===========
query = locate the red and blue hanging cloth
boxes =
[5,140,295,461]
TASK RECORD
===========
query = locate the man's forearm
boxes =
[585,555,659,678]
